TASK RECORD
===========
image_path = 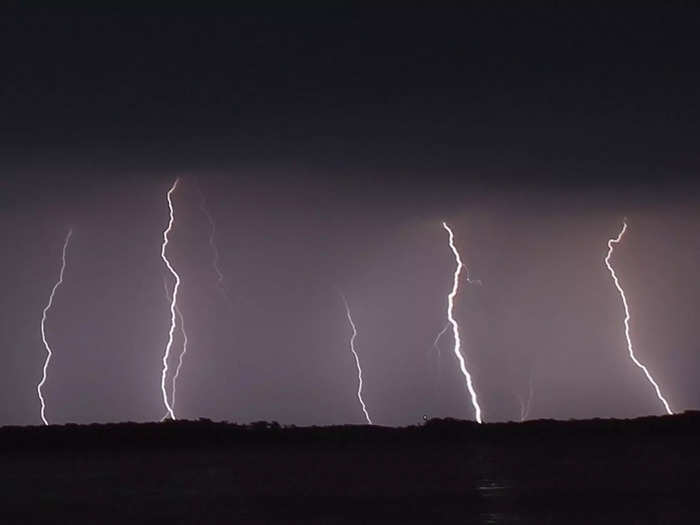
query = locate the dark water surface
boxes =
[1,417,698,523]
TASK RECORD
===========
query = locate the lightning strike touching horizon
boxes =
[37,228,73,426]
[604,219,673,416]
[519,375,534,422]
[430,275,482,371]
[339,292,373,425]
[442,221,483,424]
[517,396,526,422]
[162,276,188,417]
[170,306,188,416]
[160,178,181,421]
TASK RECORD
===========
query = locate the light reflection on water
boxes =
[477,480,512,524]
[477,479,507,493]
[482,513,509,524]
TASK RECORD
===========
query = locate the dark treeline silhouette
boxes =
[1,412,699,454]
[2,413,699,523]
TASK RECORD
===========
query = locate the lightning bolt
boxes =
[429,323,449,404]
[432,323,450,358]
[517,395,526,422]
[604,219,673,415]
[429,263,482,405]
[162,276,188,418]
[170,306,188,415]
[442,221,483,423]
[37,228,73,426]
[339,292,373,425]
[160,178,181,421]
[196,180,231,304]
[518,374,534,422]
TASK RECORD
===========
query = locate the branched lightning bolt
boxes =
[160,178,181,421]
[432,323,450,358]
[430,323,449,396]
[339,292,373,425]
[37,228,73,426]
[430,269,482,391]
[170,305,188,414]
[604,219,673,415]
[162,276,188,417]
[442,221,483,424]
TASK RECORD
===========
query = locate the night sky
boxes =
[1,9,699,426]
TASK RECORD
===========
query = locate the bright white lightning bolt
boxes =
[339,292,373,425]
[604,219,673,415]
[430,274,482,386]
[37,228,73,426]
[162,276,188,417]
[442,221,483,424]
[160,178,181,421]
[170,306,188,414]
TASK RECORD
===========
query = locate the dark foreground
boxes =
[1,414,699,524]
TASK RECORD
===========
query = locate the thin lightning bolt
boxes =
[517,395,526,422]
[162,276,188,417]
[519,374,534,422]
[339,292,373,425]
[37,228,73,426]
[196,180,231,304]
[525,374,534,420]
[442,221,483,424]
[432,323,450,358]
[604,219,673,415]
[430,323,449,402]
[160,178,181,421]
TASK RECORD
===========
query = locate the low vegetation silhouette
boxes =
[1,413,699,523]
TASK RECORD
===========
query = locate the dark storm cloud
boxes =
[0,9,698,426]
[2,9,699,179]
